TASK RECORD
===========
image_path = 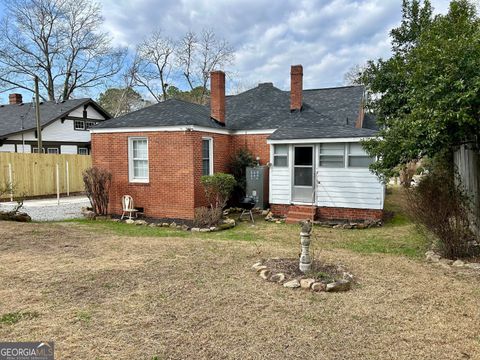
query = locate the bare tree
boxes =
[130,30,175,102]
[177,31,197,91]
[196,29,234,99]
[343,64,366,86]
[0,0,126,101]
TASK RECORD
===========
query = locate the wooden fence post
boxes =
[66,160,70,197]
[8,163,13,202]
[56,163,60,205]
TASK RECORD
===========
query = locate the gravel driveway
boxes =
[0,196,90,221]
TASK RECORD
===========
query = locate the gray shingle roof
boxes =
[269,126,378,140]
[95,83,378,139]
[95,98,224,129]
[0,98,109,138]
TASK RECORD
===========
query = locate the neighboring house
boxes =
[92,65,385,223]
[0,94,110,154]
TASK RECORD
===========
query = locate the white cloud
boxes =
[99,0,453,91]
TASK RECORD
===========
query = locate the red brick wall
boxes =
[271,204,289,217]
[231,134,271,165]
[92,131,197,220]
[316,207,383,221]
[192,132,232,208]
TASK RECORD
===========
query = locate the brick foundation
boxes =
[270,203,383,222]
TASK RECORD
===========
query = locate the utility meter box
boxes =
[246,166,269,209]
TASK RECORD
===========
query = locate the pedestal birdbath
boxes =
[299,220,313,273]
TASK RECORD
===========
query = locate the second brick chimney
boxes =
[290,65,303,111]
[210,71,225,124]
[9,93,23,105]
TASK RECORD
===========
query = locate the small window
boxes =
[273,145,288,167]
[78,148,89,155]
[128,137,149,182]
[348,143,374,168]
[85,121,96,129]
[47,148,59,154]
[32,147,45,153]
[202,138,213,176]
[74,120,85,130]
[319,143,345,168]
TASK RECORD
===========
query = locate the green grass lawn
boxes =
[66,186,428,259]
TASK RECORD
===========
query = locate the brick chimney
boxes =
[290,65,303,111]
[210,70,225,124]
[9,93,22,105]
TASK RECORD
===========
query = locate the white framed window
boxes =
[32,147,45,153]
[348,143,375,168]
[319,143,345,168]
[273,144,288,167]
[47,148,59,154]
[202,137,213,176]
[78,148,89,155]
[74,120,85,130]
[128,137,149,182]
[85,121,96,129]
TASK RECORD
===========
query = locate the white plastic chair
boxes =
[121,195,138,220]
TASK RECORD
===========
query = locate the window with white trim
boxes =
[32,147,45,153]
[202,138,213,176]
[74,120,85,130]
[85,121,96,129]
[273,144,288,167]
[47,148,59,154]
[348,143,375,167]
[128,137,149,182]
[78,148,89,155]
[319,143,345,168]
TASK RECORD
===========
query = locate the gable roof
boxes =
[94,83,377,139]
[0,98,110,138]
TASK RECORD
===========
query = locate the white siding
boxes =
[316,168,384,209]
[61,145,78,154]
[16,144,31,153]
[0,144,16,152]
[68,105,105,120]
[269,144,292,204]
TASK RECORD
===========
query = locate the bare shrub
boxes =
[83,167,112,215]
[194,206,223,228]
[405,159,475,259]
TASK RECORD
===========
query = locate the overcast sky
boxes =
[99,0,452,92]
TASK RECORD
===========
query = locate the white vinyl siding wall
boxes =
[269,142,385,209]
[316,168,384,209]
[269,145,292,204]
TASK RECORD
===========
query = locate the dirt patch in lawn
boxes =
[263,258,345,283]
[1,220,480,359]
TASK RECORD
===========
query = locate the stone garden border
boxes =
[425,250,480,270]
[81,207,236,232]
[251,260,354,293]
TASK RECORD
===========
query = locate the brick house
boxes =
[91,65,384,223]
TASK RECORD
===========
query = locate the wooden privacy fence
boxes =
[0,153,92,199]
[454,144,480,236]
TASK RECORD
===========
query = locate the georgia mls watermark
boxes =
[0,342,54,360]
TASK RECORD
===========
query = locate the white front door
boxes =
[292,145,315,203]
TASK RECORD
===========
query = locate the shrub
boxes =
[83,167,112,215]
[228,147,256,202]
[405,156,475,258]
[195,173,236,227]
[201,173,236,209]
